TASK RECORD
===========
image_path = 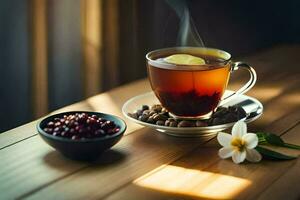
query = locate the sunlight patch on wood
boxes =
[134,164,251,199]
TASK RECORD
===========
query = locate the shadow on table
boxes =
[92,149,127,165]
[43,149,127,171]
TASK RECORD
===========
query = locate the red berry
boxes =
[44,113,120,139]
[71,135,79,140]
[47,121,54,127]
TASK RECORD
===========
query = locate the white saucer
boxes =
[122,91,263,137]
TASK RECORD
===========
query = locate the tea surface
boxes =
[148,54,230,117]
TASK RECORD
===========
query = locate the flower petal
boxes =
[218,147,234,159]
[246,149,262,163]
[217,132,232,147]
[243,133,258,149]
[232,150,246,164]
[232,121,247,138]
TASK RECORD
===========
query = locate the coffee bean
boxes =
[160,111,169,117]
[212,118,223,125]
[156,120,165,126]
[152,114,159,121]
[212,110,223,118]
[237,107,247,119]
[128,104,246,128]
[224,113,239,123]
[149,110,157,116]
[151,104,162,112]
[178,121,196,127]
[136,109,143,117]
[138,114,149,122]
[153,113,168,121]
[159,114,168,120]
[216,106,227,112]
[142,110,150,115]
[161,107,168,113]
[137,116,143,121]
[169,121,178,127]
[147,116,155,124]
[228,106,238,113]
[141,105,149,111]
[213,107,228,118]
[165,120,171,126]
[128,112,138,119]
[168,118,176,122]
[196,120,207,127]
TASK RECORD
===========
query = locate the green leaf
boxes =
[283,143,300,150]
[256,132,266,141]
[256,146,297,160]
[257,132,300,150]
[265,133,285,146]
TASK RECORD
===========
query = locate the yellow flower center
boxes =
[231,137,246,152]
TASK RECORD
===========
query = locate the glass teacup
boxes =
[146,47,256,119]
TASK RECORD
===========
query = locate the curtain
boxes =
[0,0,157,132]
[0,0,31,132]
[1,0,298,132]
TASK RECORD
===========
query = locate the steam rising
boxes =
[166,0,204,47]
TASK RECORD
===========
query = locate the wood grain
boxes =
[24,97,300,200]
[103,114,300,200]
[0,79,151,149]
[0,121,37,149]
[0,45,299,200]
[256,125,300,200]
[0,136,87,199]
[16,129,212,200]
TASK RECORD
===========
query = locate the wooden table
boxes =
[1,45,300,200]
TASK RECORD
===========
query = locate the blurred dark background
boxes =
[0,0,299,132]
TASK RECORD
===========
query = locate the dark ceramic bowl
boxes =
[37,111,126,161]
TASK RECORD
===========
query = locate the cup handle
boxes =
[219,61,257,106]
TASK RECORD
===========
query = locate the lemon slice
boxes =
[164,54,205,65]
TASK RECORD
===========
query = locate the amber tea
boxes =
[147,48,231,117]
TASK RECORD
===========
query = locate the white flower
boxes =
[217,121,262,164]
